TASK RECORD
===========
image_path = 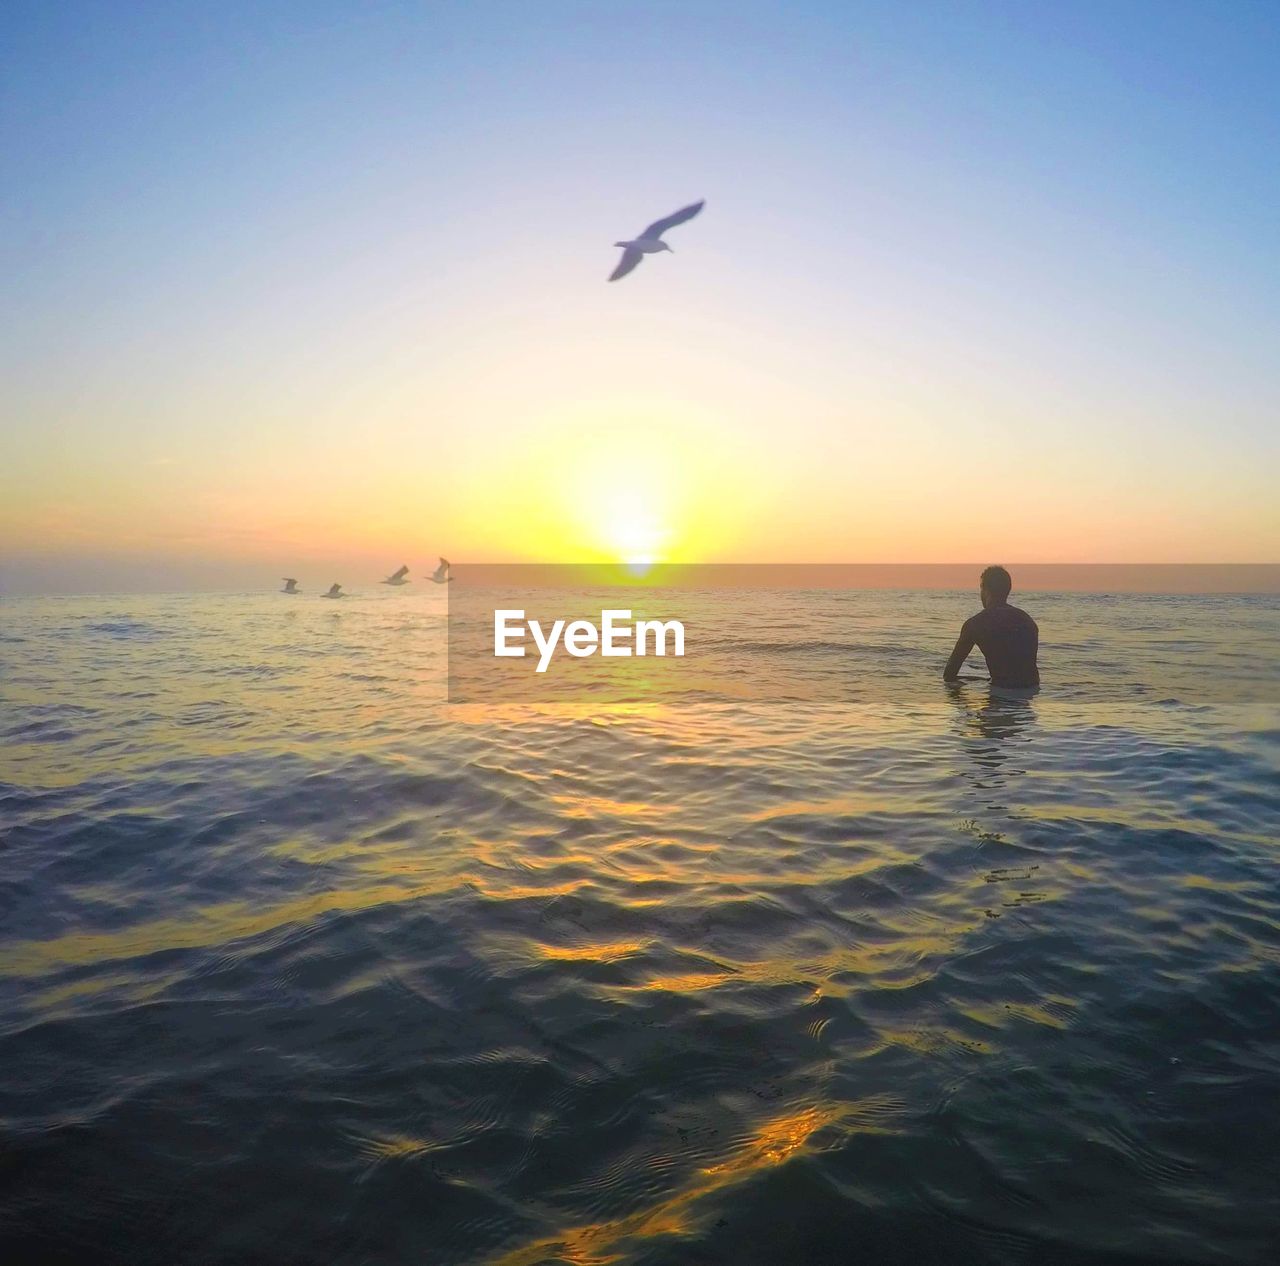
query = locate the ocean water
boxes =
[2,589,1278,1265]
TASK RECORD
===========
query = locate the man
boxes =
[943,565,1039,688]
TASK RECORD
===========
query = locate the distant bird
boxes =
[281,578,299,594]
[322,583,345,599]
[428,557,451,585]
[609,200,705,282]
[381,565,410,587]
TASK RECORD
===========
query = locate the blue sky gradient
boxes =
[3,1,1278,590]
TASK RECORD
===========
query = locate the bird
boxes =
[281,578,299,594]
[322,583,345,599]
[428,558,451,584]
[609,200,705,282]
[381,565,410,586]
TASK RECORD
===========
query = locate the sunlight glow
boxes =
[565,439,675,565]
[449,406,766,566]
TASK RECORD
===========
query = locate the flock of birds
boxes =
[274,201,703,600]
[281,559,450,599]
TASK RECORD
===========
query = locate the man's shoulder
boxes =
[967,605,1037,631]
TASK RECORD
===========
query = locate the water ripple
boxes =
[1,591,1277,1264]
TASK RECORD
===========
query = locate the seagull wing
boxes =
[609,246,644,282]
[640,200,705,241]
[391,565,409,581]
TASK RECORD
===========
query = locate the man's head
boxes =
[979,565,1012,608]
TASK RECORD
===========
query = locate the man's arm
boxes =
[943,621,976,681]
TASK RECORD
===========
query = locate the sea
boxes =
[2,588,1278,1265]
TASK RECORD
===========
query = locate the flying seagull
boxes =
[381,564,410,586]
[281,578,299,594]
[609,200,705,282]
[428,557,451,584]
[322,583,345,599]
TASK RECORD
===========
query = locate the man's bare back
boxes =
[943,566,1039,689]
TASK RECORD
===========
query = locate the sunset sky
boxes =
[3,1,1278,592]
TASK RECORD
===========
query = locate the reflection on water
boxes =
[948,681,1038,768]
[1,590,1279,1264]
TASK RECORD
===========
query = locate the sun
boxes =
[454,405,762,564]
[592,485,668,565]
[563,436,677,565]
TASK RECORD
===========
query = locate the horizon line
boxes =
[4,562,1278,600]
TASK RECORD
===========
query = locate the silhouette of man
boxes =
[943,565,1039,689]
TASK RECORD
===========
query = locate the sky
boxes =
[2,0,1278,593]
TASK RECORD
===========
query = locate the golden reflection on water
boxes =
[528,915,977,1003]
[467,877,591,902]
[356,1133,439,1163]
[537,940,650,963]
[0,877,456,978]
[27,970,174,1014]
[486,1101,889,1266]
[551,793,679,820]
[447,701,670,728]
